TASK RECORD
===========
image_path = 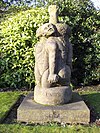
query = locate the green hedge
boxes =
[0,1,99,88]
[58,0,100,85]
[0,7,48,88]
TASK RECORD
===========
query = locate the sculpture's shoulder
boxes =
[46,37,56,43]
[35,37,47,49]
[46,37,58,51]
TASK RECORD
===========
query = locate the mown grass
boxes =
[0,86,100,133]
[80,90,100,118]
[0,92,22,122]
[0,124,99,133]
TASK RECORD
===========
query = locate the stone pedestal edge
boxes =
[17,92,90,124]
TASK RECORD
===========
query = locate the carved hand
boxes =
[48,74,59,83]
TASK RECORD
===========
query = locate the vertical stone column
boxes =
[48,5,58,24]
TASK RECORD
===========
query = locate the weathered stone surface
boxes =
[17,92,90,124]
[34,86,72,105]
[35,23,72,88]
[34,5,72,90]
[34,5,73,105]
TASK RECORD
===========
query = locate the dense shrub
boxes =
[0,0,99,88]
[0,6,31,23]
[59,0,100,85]
[37,1,100,85]
[0,7,49,88]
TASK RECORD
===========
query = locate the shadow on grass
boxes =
[2,95,25,124]
[81,92,100,123]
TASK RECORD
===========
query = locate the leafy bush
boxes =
[0,5,33,23]
[37,1,100,86]
[0,7,49,88]
[49,0,100,85]
[0,0,99,88]
[60,0,100,85]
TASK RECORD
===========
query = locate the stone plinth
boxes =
[17,92,90,124]
[34,86,72,105]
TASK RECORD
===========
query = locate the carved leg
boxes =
[58,65,71,86]
[34,64,41,86]
[41,69,51,88]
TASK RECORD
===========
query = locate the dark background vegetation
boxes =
[0,0,100,89]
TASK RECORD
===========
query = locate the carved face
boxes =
[36,23,56,38]
[56,23,71,37]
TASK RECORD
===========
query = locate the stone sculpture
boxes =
[34,5,73,105]
[17,5,90,124]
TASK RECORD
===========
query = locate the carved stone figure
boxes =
[35,23,72,88]
[34,5,72,105]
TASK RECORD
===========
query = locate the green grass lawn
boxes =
[0,92,22,123]
[0,86,100,133]
[0,124,99,133]
[79,89,100,119]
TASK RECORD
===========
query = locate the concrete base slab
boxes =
[17,92,90,124]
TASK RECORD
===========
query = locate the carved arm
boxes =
[46,39,59,83]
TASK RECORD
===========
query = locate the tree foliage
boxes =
[0,0,99,88]
[54,0,100,85]
[40,0,100,85]
[0,7,49,88]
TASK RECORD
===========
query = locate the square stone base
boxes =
[17,92,90,124]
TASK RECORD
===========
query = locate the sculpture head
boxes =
[36,23,57,38]
[48,5,58,15]
[56,23,71,38]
